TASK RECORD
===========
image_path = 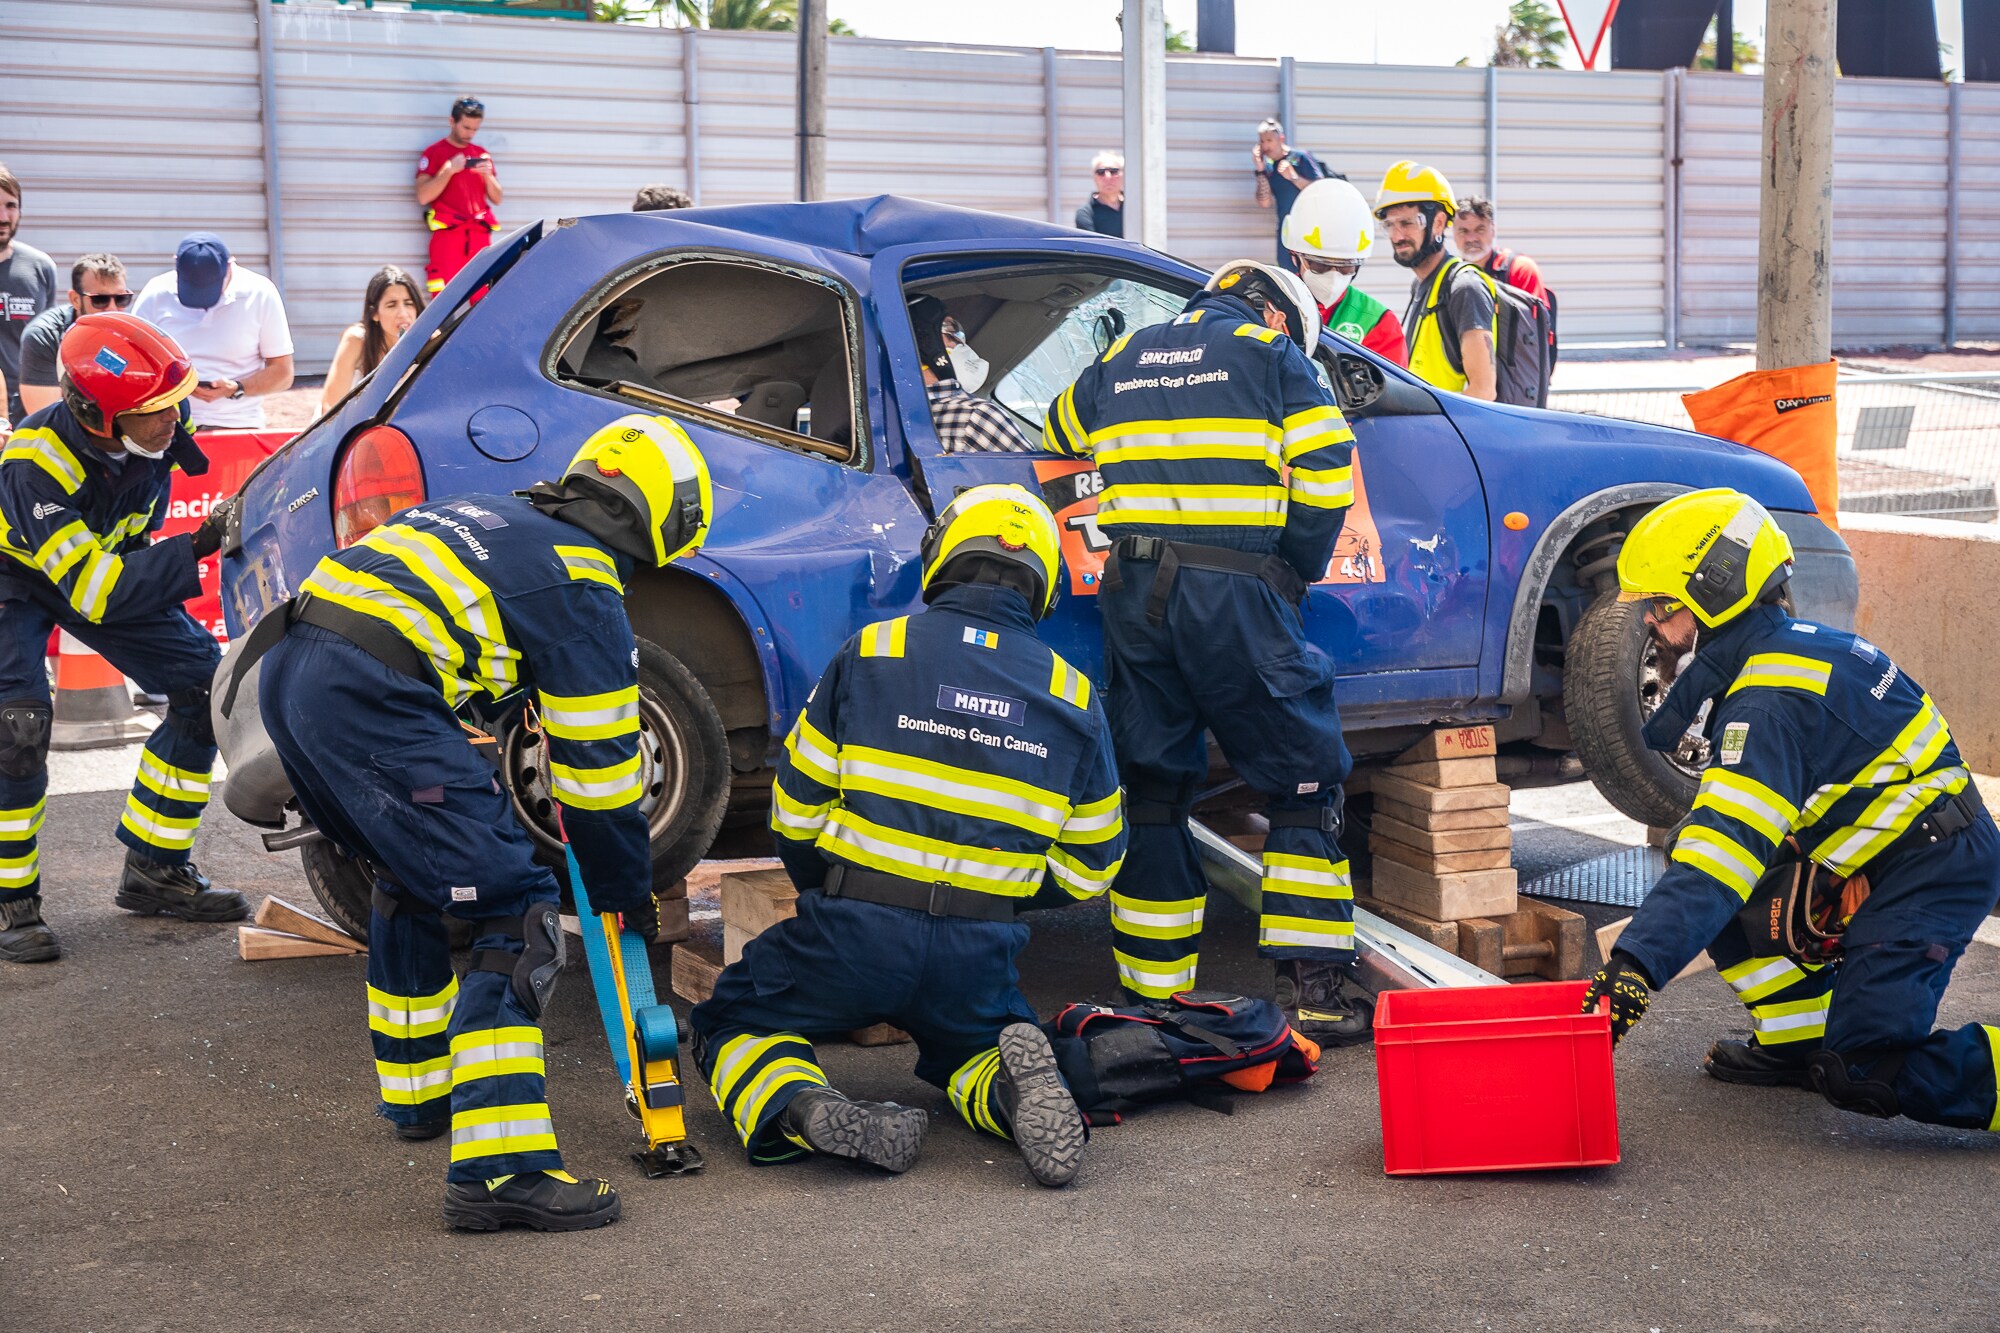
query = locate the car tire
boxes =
[293,639,732,936]
[501,637,732,897]
[1564,589,1700,829]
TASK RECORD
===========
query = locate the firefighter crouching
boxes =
[0,313,239,965]
[1043,260,1370,1044]
[691,484,1126,1187]
[236,414,711,1231]
[1585,488,2000,1131]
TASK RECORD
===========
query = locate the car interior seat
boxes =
[738,380,807,431]
[807,360,853,447]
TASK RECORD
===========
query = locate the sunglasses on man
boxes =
[81,292,135,310]
[1094,167,1123,177]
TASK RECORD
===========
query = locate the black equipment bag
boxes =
[1042,990,1320,1126]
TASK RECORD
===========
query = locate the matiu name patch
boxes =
[937,685,1025,727]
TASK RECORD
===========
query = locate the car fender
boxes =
[1498,481,1695,704]
[638,552,792,746]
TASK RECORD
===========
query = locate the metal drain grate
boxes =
[1522,844,1668,908]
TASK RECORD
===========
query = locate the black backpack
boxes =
[1428,258,1554,409]
[1042,990,1320,1126]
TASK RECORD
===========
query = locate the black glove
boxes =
[190,510,226,560]
[621,890,660,944]
[1582,951,1653,1046]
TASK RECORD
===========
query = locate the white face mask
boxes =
[1297,265,1352,309]
[122,435,169,460]
[947,340,989,394]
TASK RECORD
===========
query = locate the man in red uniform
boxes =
[1452,196,1547,302]
[414,97,502,296]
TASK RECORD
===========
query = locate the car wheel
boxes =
[500,636,731,896]
[300,836,372,941]
[1564,589,1701,828]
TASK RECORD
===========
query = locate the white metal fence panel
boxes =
[0,0,270,296]
[271,3,687,364]
[826,38,1051,219]
[691,30,800,209]
[1954,82,2000,340]
[1680,72,1952,349]
[1158,54,1282,268]
[1495,67,1667,343]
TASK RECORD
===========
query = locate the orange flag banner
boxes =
[1681,360,1839,530]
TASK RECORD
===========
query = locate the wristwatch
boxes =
[228,384,246,400]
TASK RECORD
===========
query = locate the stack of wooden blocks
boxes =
[1358,725,1586,982]
[238,897,366,960]
[671,865,909,1046]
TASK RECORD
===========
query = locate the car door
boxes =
[1306,348,1490,721]
[876,247,1194,678]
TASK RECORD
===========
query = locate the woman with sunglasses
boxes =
[319,266,426,414]
[1281,179,1407,368]
[14,253,132,418]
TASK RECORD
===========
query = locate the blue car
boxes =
[212,197,1857,937]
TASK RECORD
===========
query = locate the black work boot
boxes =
[1703,1038,1818,1088]
[443,1170,621,1232]
[394,1117,449,1142]
[1275,959,1374,1046]
[115,851,249,922]
[0,895,60,963]
[778,1086,928,1174]
[995,1022,1087,1188]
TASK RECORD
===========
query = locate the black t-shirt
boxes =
[18,302,75,392]
[1074,197,1123,238]
[1403,260,1497,368]
[0,242,59,421]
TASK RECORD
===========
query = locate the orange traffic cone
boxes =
[49,631,154,751]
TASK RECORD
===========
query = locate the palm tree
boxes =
[1490,0,1569,69]
[1694,23,1759,71]
[596,0,855,31]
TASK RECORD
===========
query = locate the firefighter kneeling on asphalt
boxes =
[0,313,240,965]
[690,485,1126,1186]
[234,414,710,1232]
[1042,260,1371,1044]
[1585,488,2000,1131]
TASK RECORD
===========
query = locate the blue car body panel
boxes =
[222,196,1836,770]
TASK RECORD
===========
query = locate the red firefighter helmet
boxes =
[59,313,198,436]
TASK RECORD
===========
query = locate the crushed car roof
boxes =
[637,194,1085,257]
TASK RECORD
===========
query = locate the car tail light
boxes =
[332,425,425,548]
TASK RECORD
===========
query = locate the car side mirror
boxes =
[1093,308,1126,354]
[1328,352,1385,414]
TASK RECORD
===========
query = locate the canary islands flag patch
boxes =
[963,627,999,649]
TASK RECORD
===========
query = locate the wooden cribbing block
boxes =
[1372,797,1511,833]
[659,876,689,902]
[1646,825,1675,849]
[1369,859,1518,922]
[1396,725,1497,764]
[1383,756,1498,789]
[253,896,365,952]
[1369,815,1511,855]
[720,869,799,964]
[238,926,359,961]
[1594,916,1714,980]
[1456,900,1587,980]
[1353,894,1459,951]
[1371,772,1510,815]
[655,896,691,944]
[1369,836,1513,875]
[671,935,725,1005]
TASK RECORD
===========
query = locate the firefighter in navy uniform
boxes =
[1585,488,2000,1132]
[247,414,711,1232]
[1043,260,1369,1043]
[691,485,1126,1188]
[0,313,241,966]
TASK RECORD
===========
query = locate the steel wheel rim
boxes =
[505,691,688,855]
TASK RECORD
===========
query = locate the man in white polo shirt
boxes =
[132,234,293,430]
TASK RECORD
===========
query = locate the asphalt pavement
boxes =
[8,764,2000,1333]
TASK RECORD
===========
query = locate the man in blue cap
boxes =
[131,233,293,430]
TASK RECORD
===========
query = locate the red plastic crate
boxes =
[1373,979,1620,1175]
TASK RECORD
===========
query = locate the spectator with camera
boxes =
[416,96,503,295]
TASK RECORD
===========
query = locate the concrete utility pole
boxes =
[1121,0,1168,249]
[796,0,827,202]
[1755,0,1836,370]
